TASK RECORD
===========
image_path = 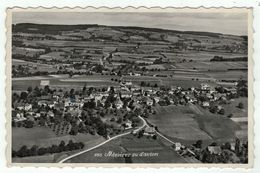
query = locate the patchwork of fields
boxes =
[12,74,120,91]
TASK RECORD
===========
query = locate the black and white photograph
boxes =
[7,8,253,165]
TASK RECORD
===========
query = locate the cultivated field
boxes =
[12,127,104,150]
[66,134,185,163]
[191,105,242,141]
[148,105,212,141]
[12,74,120,91]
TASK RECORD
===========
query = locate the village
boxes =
[11,72,248,163]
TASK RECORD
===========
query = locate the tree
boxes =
[24,120,34,128]
[235,138,241,155]
[194,140,203,148]
[218,108,225,115]
[37,147,47,155]
[27,86,33,93]
[29,145,38,156]
[238,102,244,109]
[152,135,157,140]
[222,142,231,150]
[228,113,233,118]
[209,106,218,114]
[59,140,66,151]
[17,145,29,157]
[117,117,122,124]
[20,91,28,100]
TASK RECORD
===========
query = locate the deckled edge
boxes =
[5,6,255,169]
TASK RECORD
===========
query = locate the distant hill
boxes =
[12,23,247,39]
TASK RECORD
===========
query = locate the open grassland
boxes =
[39,51,65,61]
[223,97,248,118]
[12,154,55,163]
[192,105,242,141]
[12,59,58,73]
[206,71,247,80]
[120,135,186,163]
[12,74,120,91]
[161,79,205,89]
[148,105,212,141]
[149,104,242,143]
[66,134,186,163]
[163,51,246,62]
[12,127,103,151]
[175,61,247,71]
[223,97,248,141]
[12,126,105,163]
[65,139,126,163]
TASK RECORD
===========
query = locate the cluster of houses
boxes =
[12,78,240,126]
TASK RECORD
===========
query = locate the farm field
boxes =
[12,74,120,91]
[223,97,248,118]
[39,51,65,61]
[163,51,245,62]
[12,127,104,151]
[161,79,212,89]
[148,105,212,141]
[206,71,247,80]
[66,134,186,163]
[149,104,243,143]
[174,61,247,71]
[222,97,248,141]
[12,59,58,73]
[191,105,242,141]
[12,154,55,163]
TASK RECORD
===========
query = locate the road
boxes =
[58,115,147,163]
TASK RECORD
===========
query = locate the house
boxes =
[143,126,156,136]
[40,80,50,86]
[224,87,237,94]
[154,97,160,103]
[146,97,153,106]
[94,94,103,102]
[132,90,141,96]
[230,142,236,151]
[173,142,182,151]
[54,102,65,110]
[115,98,123,109]
[24,103,32,111]
[202,101,210,107]
[207,146,222,155]
[121,91,132,98]
[201,83,211,91]
[125,81,133,86]
[47,111,54,117]
[124,120,133,130]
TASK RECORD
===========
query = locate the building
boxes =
[174,142,182,151]
[115,98,123,109]
[207,146,222,155]
[143,126,156,136]
[201,83,211,91]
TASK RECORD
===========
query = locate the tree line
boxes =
[12,140,84,158]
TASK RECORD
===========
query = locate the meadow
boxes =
[148,105,212,141]
[66,134,186,163]
[12,74,120,91]
[148,104,242,144]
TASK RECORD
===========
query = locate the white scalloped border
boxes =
[4,6,255,169]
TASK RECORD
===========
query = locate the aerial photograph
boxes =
[10,11,249,164]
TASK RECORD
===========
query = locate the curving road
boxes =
[58,116,147,163]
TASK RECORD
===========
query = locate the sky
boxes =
[12,12,248,35]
